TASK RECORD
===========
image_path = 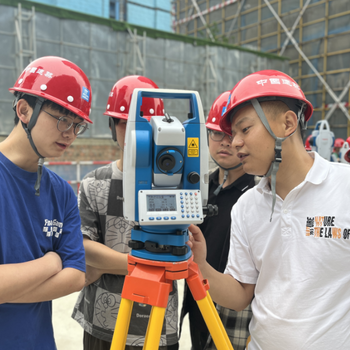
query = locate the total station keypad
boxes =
[180,191,200,219]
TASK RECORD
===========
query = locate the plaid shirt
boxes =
[72,162,178,346]
[204,303,252,350]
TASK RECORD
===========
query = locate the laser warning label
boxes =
[187,138,199,157]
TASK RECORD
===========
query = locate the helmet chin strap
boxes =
[19,96,46,196]
[211,157,242,196]
[109,117,118,142]
[251,99,304,221]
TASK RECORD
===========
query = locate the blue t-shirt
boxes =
[0,152,85,350]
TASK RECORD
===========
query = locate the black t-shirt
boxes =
[180,169,255,335]
[199,169,256,273]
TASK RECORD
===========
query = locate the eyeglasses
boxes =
[208,129,233,142]
[43,109,89,135]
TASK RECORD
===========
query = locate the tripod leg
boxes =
[110,298,134,350]
[186,260,234,349]
[246,335,251,349]
[198,291,233,350]
[143,306,166,350]
[201,291,232,349]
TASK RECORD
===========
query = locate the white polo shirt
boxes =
[225,152,350,349]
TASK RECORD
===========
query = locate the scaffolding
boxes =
[15,3,37,76]
[0,0,287,138]
[173,0,350,138]
[126,28,146,76]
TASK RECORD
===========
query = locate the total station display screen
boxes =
[146,194,177,212]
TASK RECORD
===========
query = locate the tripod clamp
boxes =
[203,204,219,218]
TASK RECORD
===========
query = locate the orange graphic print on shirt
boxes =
[305,216,345,239]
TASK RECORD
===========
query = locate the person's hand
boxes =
[187,224,207,266]
[44,251,62,274]
[85,265,103,286]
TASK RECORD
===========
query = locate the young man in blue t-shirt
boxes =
[0,56,93,350]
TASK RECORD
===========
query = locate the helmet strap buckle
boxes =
[274,147,282,163]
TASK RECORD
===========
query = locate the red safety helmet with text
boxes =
[104,75,164,121]
[219,70,314,221]
[334,138,345,148]
[206,91,231,131]
[220,70,313,135]
[9,56,92,123]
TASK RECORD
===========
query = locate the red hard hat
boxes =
[334,138,345,148]
[104,75,164,121]
[206,91,231,132]
[305,135,312,151]
[345,149,350,163]
[9,56,92,123]
[220,70,313,135]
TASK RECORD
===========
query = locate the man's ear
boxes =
[284,110,298,137]
[16,99,33,124]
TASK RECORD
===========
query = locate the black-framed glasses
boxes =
[208,129,233,142]
[43,109,89,135]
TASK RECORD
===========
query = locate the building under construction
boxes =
[0,0,289,187]
[0,0,287,140]
[173,0,350,139]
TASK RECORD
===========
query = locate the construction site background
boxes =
[0,0,287,169]
[2,0,349,188]
[173,0,350,138]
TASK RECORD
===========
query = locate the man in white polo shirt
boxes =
[187,70,350,349]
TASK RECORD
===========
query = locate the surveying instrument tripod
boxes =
[111,88,235,350]
[110,252,234,350]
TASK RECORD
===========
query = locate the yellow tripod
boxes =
[110,255,234,350]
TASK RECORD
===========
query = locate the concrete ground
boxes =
[52,279,191,349]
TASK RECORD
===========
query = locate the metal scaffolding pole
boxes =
[14,3,36,77]
[191,0,215,42]
[226,0,246,40]
[127,28,146,76]
[186,4,194,32]
[279,0,312,56]
[200,45,218,115]
[264,0,350,121]
[325,79,350,120]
